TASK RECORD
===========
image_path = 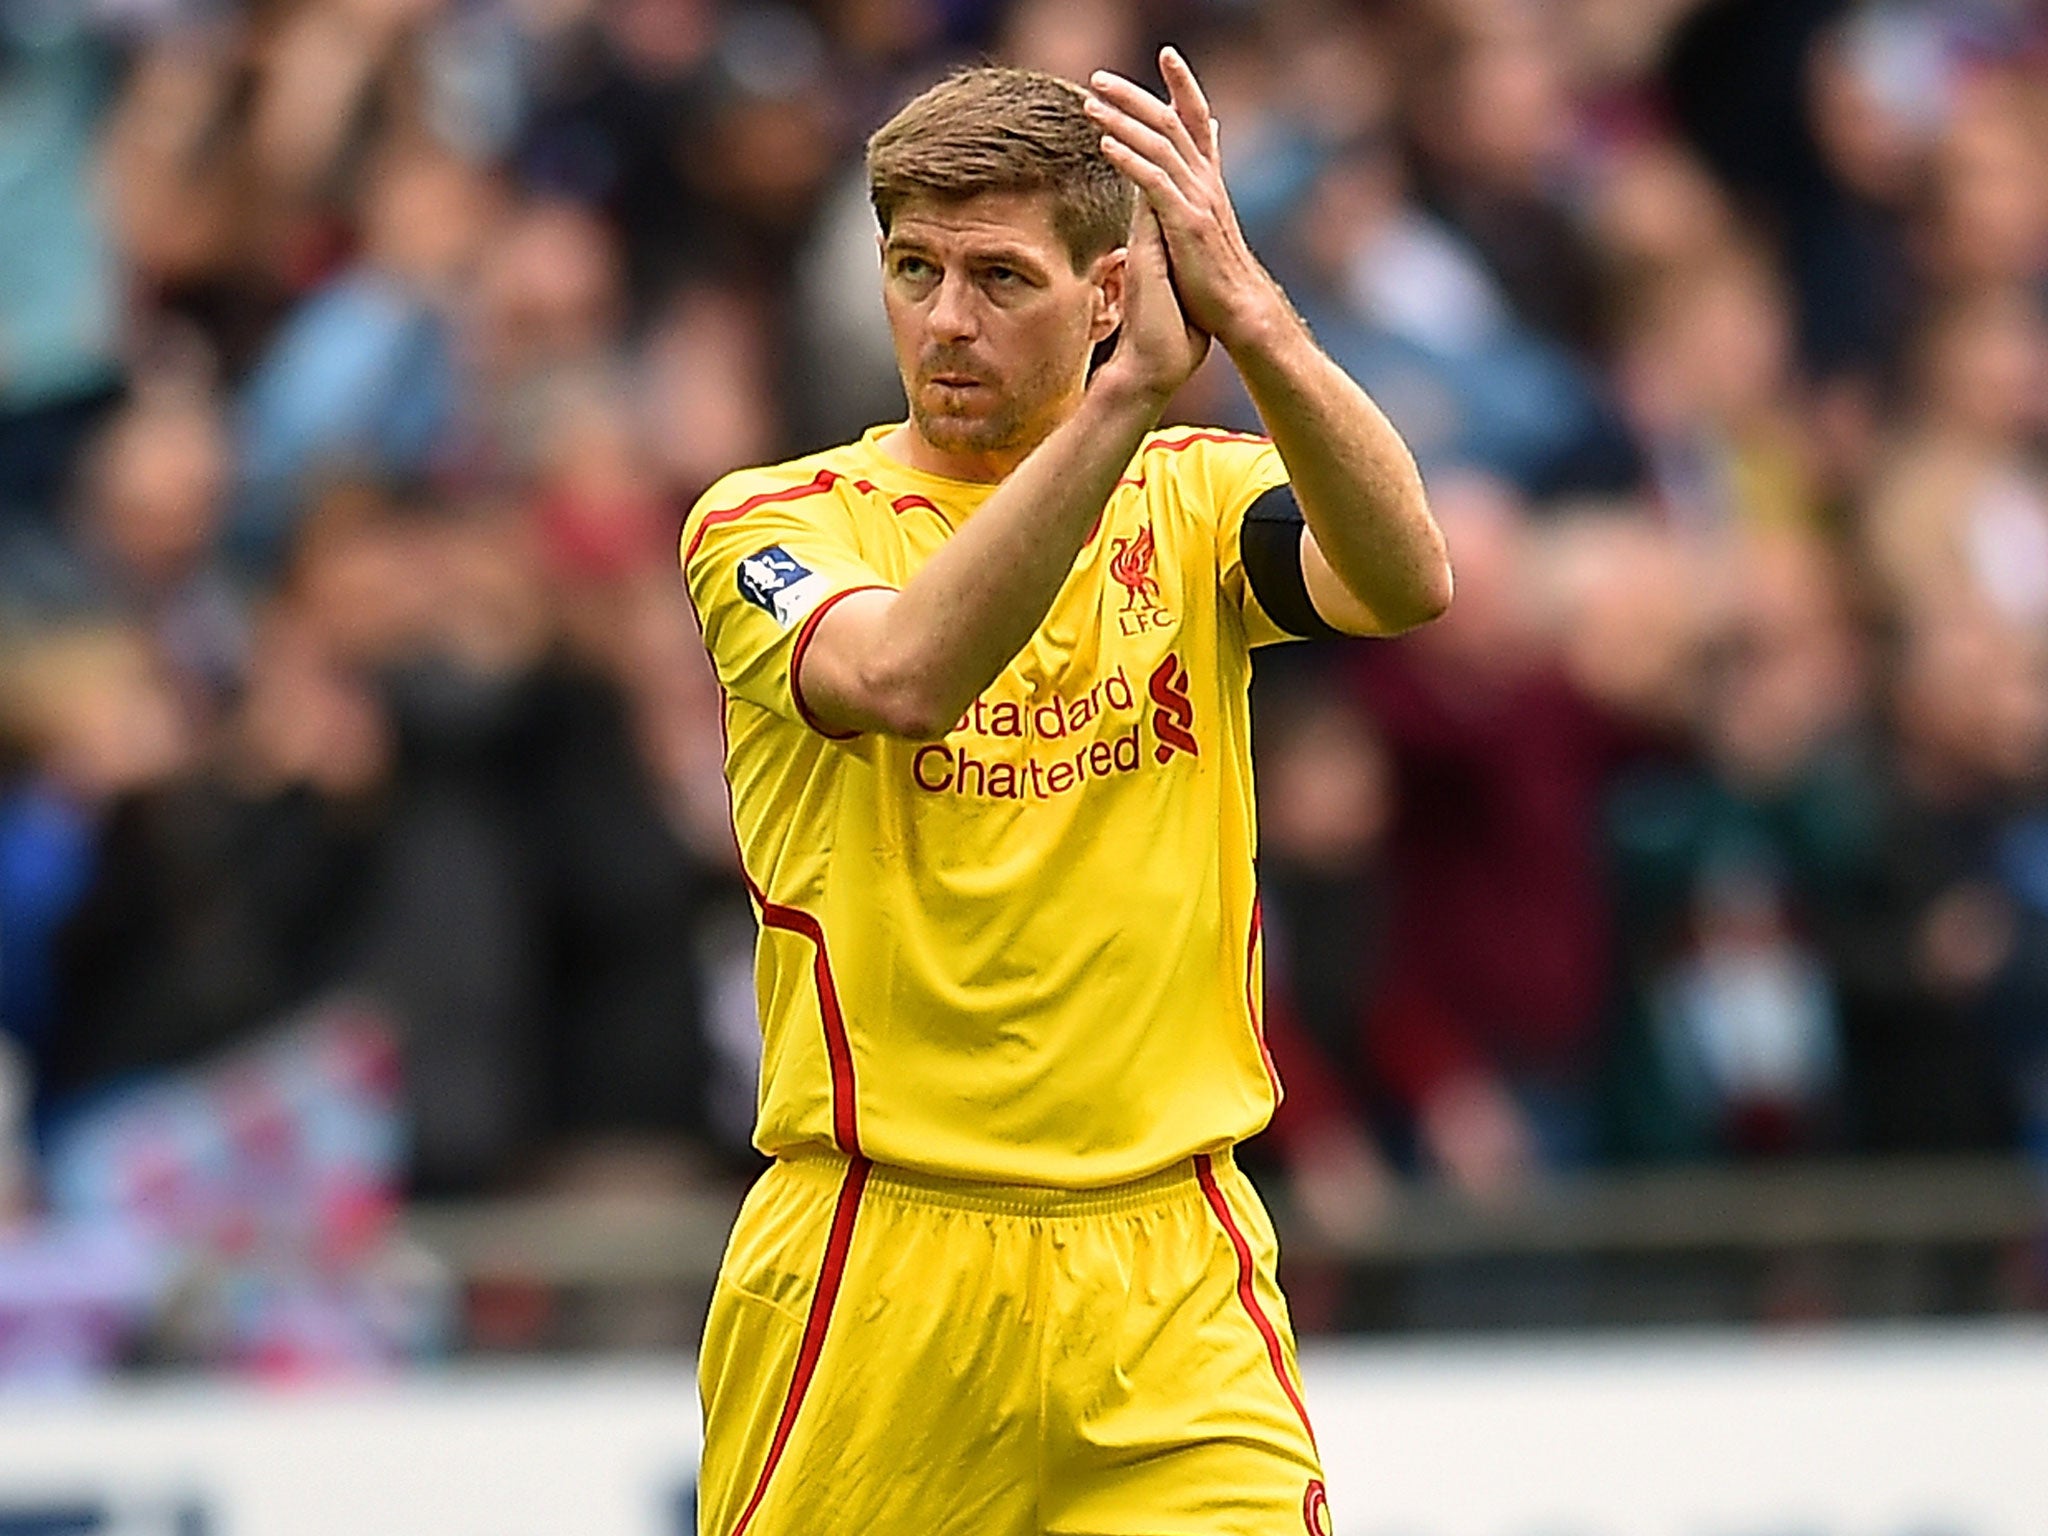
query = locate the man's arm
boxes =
[1088,50,1452,637]
[798,212,1206,740]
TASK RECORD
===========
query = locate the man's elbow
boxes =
[1412,560,1455,625]
[875,699,959,742]
[1369,560,1454,635]
[852,663,961,741]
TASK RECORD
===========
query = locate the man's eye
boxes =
[895,256,934,279]
[986,267,1024,285]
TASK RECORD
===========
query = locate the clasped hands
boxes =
[1084,47,1283,401]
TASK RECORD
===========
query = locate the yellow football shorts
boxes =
[697,1147,1330,1536]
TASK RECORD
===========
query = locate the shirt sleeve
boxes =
[680,471,896,737]
[1197,435,1332,648]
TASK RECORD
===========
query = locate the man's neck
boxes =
[877,424,1041,484]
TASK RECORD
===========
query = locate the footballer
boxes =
[680,47,1450,1536]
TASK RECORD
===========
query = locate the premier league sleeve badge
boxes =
[737,545,830,628]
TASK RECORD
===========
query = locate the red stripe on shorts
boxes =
[729,1156,872,1536]
[1194,1153,1318,1452]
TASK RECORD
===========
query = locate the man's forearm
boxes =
[1227,298,1449,634]
[816,380,1165,738]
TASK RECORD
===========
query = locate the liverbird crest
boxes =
[1109,523,1162,612]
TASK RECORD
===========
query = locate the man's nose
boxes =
[927,271,978,341]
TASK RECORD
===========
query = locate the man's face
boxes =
[880,190,1123,468]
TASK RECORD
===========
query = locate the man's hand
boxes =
[1085,48,1282,354]
[1090,44,1450,639]
[1094,204,1210,407]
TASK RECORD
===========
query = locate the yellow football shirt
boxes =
[681,423,1307,1187]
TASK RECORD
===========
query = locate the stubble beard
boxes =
[907,350,1079,464]
[909,391,1028,458]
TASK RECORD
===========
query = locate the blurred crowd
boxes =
[0,0,2045,1298]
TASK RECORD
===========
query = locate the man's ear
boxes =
[1090,246,1129,344]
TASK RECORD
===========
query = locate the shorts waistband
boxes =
[775,1147,1236,1218]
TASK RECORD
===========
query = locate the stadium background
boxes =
[1,0,2046,1529]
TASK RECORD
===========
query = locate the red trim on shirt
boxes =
[1195,1153,1318,1453]
[1152,428,1271,452]
[687,479,872,1154]
[890,492,946,522]
[1246,894,1283,1104]
[745,875,860,1156]
[713,689,861,1158]
[1114,428,1275,492]
[680,467,894,742]
[789,584,895,740]
[842,477,949,526]
[727,1156,871,1536]
[682,468,842,568]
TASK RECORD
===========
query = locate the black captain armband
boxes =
[1240,485,1347,641]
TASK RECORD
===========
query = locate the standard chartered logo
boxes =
[909,658,1198,800]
